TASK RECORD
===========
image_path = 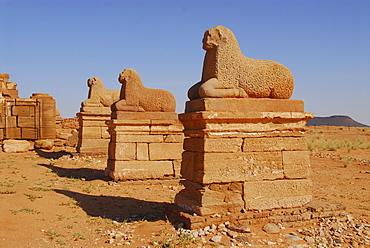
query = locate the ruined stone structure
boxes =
[77,77,120,154]
[105,69,183,180]
[165,26,345,229]
[0,74,56,141]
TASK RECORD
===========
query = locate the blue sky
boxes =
[1,0,369,125]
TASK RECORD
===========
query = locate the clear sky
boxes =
[1,0,369,125]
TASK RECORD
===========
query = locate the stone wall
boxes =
[0,93,56,141]
[105,112,183,180]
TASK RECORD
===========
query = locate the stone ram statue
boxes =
[112,69,176,112]
[188,25,294,100]
[81,77,120,107]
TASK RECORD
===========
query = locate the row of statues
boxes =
[82,25,294,111]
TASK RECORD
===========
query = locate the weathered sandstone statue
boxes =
[188,25,294,100]
[106,69,182,180]
[81,77,120,107]
[112,69,176,112]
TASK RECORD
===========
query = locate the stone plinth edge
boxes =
[111,111,179,120]
[185,98,304,113]
[164,200,346,230]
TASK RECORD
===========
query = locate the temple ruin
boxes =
[0,73,56,142]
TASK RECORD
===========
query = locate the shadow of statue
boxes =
[35,149,73,159]
[54,189,172,222]
[39,163,108,181]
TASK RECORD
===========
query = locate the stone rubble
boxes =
[96,215,369,247]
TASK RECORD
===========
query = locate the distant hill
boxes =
[306,115,369,127]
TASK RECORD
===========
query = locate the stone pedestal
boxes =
[175,98,314,217]
[76,107,111,154]
[105,112,184,181]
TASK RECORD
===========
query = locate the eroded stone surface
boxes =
[188,25,294,100]
[2,140,32,152]
[112,69,176,112]
[81,77,120,108]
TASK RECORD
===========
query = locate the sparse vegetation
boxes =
[341,158,352,168]
[24,193,43,202]
[73,233,86,240]
[0,190,16,194]
[306,135,370,152]
[11,208,42,215]
[45,230,63,240]
[29,186,54,191]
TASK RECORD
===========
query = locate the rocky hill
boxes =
[307,115,369,127]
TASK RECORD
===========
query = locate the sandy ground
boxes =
[0,126,369,247]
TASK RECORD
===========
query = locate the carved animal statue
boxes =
[188,25,294,100]
[81,77,120,107]
[112,69,176,112]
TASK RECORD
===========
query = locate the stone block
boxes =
[179,111,313,137]
[80,120,110,127]
[150,121,184,134]
[38,127,56,139]
[34,139,54,150]
[136,143,149,160]
[149,143,183,160]
[180,151,196,180]
[21,128,38,140]
[175,181,245,215]
[173,159,182,177]
[243,179,312,210]
[107,160,174,180]
[109,142,136,160]
[111,134,164,143]
[2,140,32,153]
[17,116,36,128]
[12,105,35,116]
[184,138,243,152]
[76,139,110,153]
[108,120,151,133]
[6,116,17,127]
[112,111,178,121]
[5,127,21,139]
[282,151,311,179]
[191,152,283,184]
[80,126,104,139]
[164,134,184,143]
[242,137,308,152]
[185,98,305,113]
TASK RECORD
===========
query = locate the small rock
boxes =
[262,223,280,234]
[304,236,315,244]
[106,239,114,244]
[235,236,249,243]
[284,234,303,241]
[210,235,223,242]
[34,139,54,150]
[227,231,238,239]
[226,224,252,233]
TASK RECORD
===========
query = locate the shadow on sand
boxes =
[54,189,172,222]
[35,149,73,159]
[39,163,108,181]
